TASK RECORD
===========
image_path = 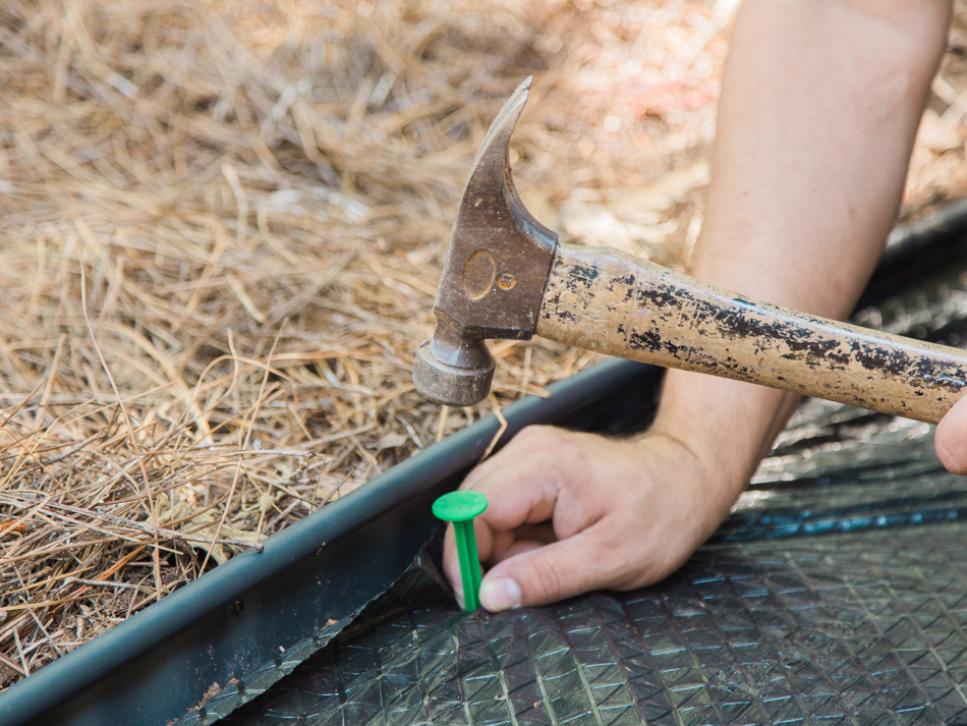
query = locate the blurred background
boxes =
[1,0,966,685]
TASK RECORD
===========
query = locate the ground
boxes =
[1,0,966,686]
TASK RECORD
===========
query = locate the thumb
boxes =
[936,395,967,474]
[478,530,609,611]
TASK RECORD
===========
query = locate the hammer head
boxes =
[414,78,559,406]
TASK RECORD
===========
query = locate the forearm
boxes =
[651,0,951,495]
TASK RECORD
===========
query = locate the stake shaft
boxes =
[432,490,488,613]
[454,522,482,612]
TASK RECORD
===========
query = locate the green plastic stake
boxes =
[432,490,488,612]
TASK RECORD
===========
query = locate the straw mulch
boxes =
[2,0,966,686]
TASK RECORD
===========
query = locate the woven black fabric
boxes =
[227,414,967,722]
[223,253,967,724]
[224,420,967,724]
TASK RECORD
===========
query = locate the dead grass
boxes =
[0,0,965,686]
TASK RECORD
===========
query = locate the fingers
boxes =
[442,430,567,598]
[440,473,558,598]
[936,395,967,474]
[493,538,544,562]
[490,523,556,561]
[479,527,613,611]
[463,432,565,532]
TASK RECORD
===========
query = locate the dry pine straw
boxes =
[1,0,966,687]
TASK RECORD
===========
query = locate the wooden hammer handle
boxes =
[536,244,967,423]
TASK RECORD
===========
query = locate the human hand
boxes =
[935,395,967,473]
[441,424,746,612]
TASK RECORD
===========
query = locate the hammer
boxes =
[414,79,967,423]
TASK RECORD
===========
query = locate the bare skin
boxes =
[444,0,955,611]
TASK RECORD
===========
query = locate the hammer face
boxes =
[413,312,495,406]
[413,339,494,407]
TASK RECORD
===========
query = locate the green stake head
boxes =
[432,490,488,522]
[433,490,488,612]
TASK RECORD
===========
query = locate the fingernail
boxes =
[455,588,465,610]
[480,577,522,611]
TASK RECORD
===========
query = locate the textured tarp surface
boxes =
[222,264,967,723]
[223,407,967,725]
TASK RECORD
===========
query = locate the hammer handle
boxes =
[537,244,967,423]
